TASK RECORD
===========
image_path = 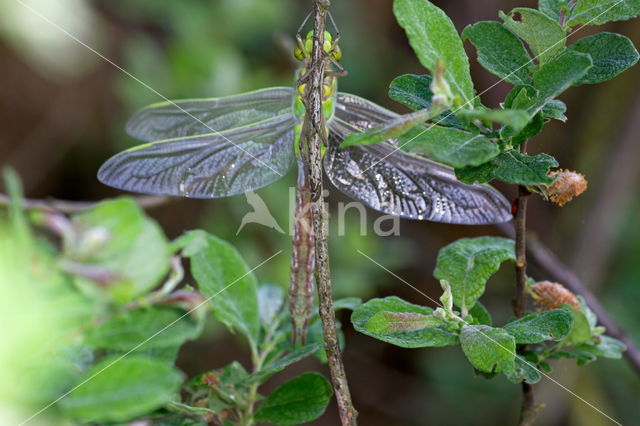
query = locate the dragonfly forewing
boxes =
[126,87,295,142]
[98,114,297,198]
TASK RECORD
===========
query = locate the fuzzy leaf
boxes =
[575,335,626,359]
[388,73,434,110]
[542,100,567,121]
[341,108,434,147]
[460,325,516,373]
[258,284,284,325]
[365,311,446,334]
[504,357,542,384]
[351,297,458,348]
[60,356,183,423]
[469,301,492,326]
[539,0,567,21]
[458,108,532,133]
[568,0,640,26]
[456,151,559,186]
[568,32,639,84]
[254,373,332,425]
[528,50,593,113]
[399,125,499,168]
[564,305,594,344]
[85,307,203,352]
[183,230,259,347]
[462,21,532,85]
[504,309,573,344]
[500,8,566,65]
[433,237,515,311]
[393,0,475,106]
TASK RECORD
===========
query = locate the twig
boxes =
[0,193,170,213]
[301,1,357,424]
[513,142,537,425]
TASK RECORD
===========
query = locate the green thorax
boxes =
[292,67,337,156]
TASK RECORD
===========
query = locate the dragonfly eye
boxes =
[294,45,306,61]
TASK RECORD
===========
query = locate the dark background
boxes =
[1,0,639,424]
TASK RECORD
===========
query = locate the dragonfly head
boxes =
[294,30,342,62]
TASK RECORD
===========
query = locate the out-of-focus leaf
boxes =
[504,309,573,344]
[460,325,516,373]
[576,335,626,359]
[542,100,567,121]
[258,284,284,326]
[568,32,639,84]
[462,21,532,85]
[458,108,531,133]
[393,0,475,106]
[351,297,458,348]
[183,230,259,347]
[60,356,183,423]
[333,297,362,311]
[85,307,203,352]
[500,8,566,65]
[456,151,559,186]
[249,343,323,383]
[538,0,567,21]
[567,0,640,26]
[254,373,332,425]
[434,237,515,312]
[341,108,434,147]
[70,198,169,302]
[399,125,499,168]
[563,305,593,344]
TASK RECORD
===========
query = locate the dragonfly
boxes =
[98,28,512,344]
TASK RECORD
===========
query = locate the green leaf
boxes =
[165,400,217,417]
[254,373,333,425]
[462,21,532,86]
[563,305,593,344]
[456,151,559,186]
[542,100,567,121]
[258,284,285,326]
[393,0,475,106]
[539,0,568,21]
[250,343,324,383]
[568,32,639,84]
[568,0,640,26]
[388,73,434,111]
[504,309,573,344]
[458,108,531,133]
[575,335,626,359]
[504,357,542,384]
[341,108,435,147]
[500,8,566,65]
[70,198,169,302]
[365,311,446,334]
[60,356,183,422]
[528,50,593,113]
[85,307,203,353]
[433,237,515,312]
[351,297,459,348]
[468,301,492,326]
[333,297,362,311]
[183,230,259,347]
[460,325,516,373]
[399,125,499,168]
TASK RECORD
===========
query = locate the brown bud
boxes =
[546,169,588,206]
[530,281,579,310]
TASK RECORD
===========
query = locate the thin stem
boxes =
[0,193,169,213]
[559,0,577,27]
[513,144,537,426]
[300,1,357,424]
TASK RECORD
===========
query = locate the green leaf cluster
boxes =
[2,176,340,426]
[338,0,639,190]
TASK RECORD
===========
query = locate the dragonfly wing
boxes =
[333,92,399,131]
[99,114,296,198]
[325,117,512,225]
[127,87,294,141]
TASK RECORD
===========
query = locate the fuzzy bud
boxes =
[530,281,579,310]
[546,169,588,206]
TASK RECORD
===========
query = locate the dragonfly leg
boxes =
[325,58,348,77]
